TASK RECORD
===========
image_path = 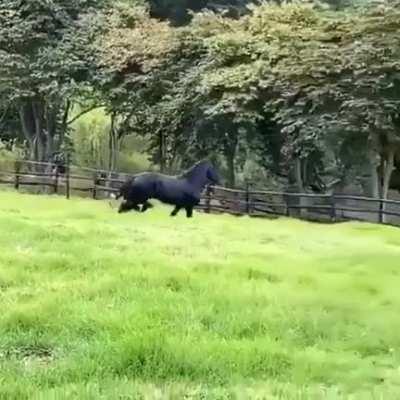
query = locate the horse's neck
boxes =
[178,162,209,189]
[184,171,207,189]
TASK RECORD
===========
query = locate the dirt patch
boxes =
[1,344,56,369]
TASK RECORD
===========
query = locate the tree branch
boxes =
[0,105,10,131]
[62,100,72,129]
[66,105,105,126]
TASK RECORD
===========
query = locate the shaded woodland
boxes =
[1,0,400,204]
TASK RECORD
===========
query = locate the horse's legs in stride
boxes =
[141,201,154,213]
[118,201,141,213]
[170,206,182,217]
[185,206,193,218]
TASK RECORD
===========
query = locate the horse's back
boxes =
[122,173,157,201]
[123,171,201,206]
[155,178,200,206]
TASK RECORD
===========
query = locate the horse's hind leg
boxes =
[170,206,182,217]
[141,201,154,213]
[185,206,194,218]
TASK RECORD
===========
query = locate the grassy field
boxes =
[0,190,400,399]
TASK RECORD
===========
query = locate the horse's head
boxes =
[182,159,220,189]
[113,176,135,200]
[205,163,220,186]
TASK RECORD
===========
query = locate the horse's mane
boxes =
[122,160,210,181]
[179,159,210,179]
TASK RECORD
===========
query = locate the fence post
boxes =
[65,153,71,199]
[379,199,384,224]
[286,194,290,217]
[245,181,251,215]
[92,171,98,199]
[330,193,336,222]
[54,166,59,194]
[14,160,20,191]
[205,185,212,213]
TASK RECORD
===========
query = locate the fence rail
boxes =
[1,159,400,227]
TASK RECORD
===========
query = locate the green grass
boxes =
[0,190,400,399]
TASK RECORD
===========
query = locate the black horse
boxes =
[114,160,220,218]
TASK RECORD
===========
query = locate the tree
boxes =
[0,0,107,162]
[94,3,182,171]
[0,105,19,144]
[242,1,400,202]
[94,3,218,173]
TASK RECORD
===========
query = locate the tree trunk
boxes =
[159,131,166,173]
[32,100,46,163]
[61,100,71,142]
[18,97,68,164]
[223,132,238,188]
[45,104,58,159]
[381,150,395,224]
[19,99,48,164]
[367,133,385,223]
[226,150,236,188]
[368,152,380,199]
[18,103,36,160]
[294,157,304,191]
[294,157,306,217]
[108,113,118,172]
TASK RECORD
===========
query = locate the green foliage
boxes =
[0,0,106,103]
[261,1,400,194]
[2,0,400,192]
[92,0,400,189]
[0,140,23,171]
[70,108,110,168]
[114,133,152,172]
[0,0,106,160]
[70,108,151,171]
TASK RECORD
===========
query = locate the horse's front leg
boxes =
[141,201,154,213]
[170,206,182,217]
[118,201,141,213]
[185,206,194,218]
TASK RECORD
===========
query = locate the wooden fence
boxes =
[0,159,129,199]
[198,185,400,226]
[1,159,400,227]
